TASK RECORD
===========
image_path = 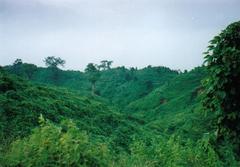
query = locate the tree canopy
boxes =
[85,63,101,95]
[44,56,65,69]
[98,60,113,71]
[13,59,23,66]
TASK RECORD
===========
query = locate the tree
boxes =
[43,56,65,84]
[85,63,100,95]
[202,21,240,153]
[13,59,23,66]
[43,56,65,69]
[106,60,113,69]
[11,59,37,79]
[12,59,23,76]
[98,60,113,71]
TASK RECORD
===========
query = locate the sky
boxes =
[0,0,239,71]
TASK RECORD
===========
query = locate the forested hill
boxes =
[0,68,145,153]
[4,64,179,107]
[1,20,240,167]
[1,61,239,166]
[1,64,222,166]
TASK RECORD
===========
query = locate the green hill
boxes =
[0,68,144,154]
[125,67,214,140]
[1,59,240,166]
[5,64,178,107]
[126,67,206,113]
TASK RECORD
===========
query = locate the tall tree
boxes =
[85,63,100,95]
[43,56,65,84]
[202,21,240,154]
[106,60,113,70]
[44,56,65,69]
[11,59,37,79]
[13,59,23,66]
[12,59,23,76]
[98,60,113,71]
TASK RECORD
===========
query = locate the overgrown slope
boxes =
[1,65,238,166]
[5,64,178,107]
[123,67,212,139]
[0,69,142,153]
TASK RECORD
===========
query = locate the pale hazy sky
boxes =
[0,0,239,71]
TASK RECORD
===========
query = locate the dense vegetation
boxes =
[1,21,240,166]
[202,21,240,160]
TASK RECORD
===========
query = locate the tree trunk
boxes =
[91,82,95,96]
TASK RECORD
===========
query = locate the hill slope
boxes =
[0,69,143,153]
[1,66,238,166]
[5,64,178,107]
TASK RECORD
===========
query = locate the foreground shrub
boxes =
[3,117,111,167]
[202,21,240,151]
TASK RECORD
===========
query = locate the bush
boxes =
[3,117,112,167]
[202,21,240,154]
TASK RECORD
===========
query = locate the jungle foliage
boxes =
[1,21,240,166]
[203,21,240,157]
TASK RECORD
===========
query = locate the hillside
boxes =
[1,51,240,166]
[0,68,144,154]
[126,67,206,114]
[1,67,227,166]
[5,64,178,107]
[125,67,211,139]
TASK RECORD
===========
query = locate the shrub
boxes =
[202,21,240,154]
[3,117,112,167]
